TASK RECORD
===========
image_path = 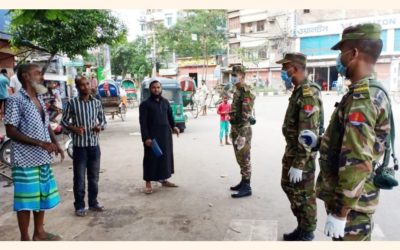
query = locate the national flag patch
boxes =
[303,104,313,114]
[349,112,366,126]
[243,98,251,103]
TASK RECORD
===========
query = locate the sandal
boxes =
[33,232,62,241]
[161,181,178,188]
[144,187,153,194]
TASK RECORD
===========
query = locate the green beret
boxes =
[331,23,382,50]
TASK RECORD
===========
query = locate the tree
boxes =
[236,44,269,86]
[154,10,227,81]
[8,10,127,73]
[111,37,152,82]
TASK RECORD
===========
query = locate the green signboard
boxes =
[97,67,105,82]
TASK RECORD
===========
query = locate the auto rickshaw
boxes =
[178,77,202,118]
[141,77,186,132]
[121,78,138,108]
[178,77,196,107]
[98,79,127,121]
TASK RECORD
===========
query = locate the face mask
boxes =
[231,76,239,85]
[32,81,48,95]
[281,70,292,89]
[336,54,347,77]
[336,50,354,78]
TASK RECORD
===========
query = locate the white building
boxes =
[295,11,400,91]
[138,9,182,77]
[227,9,296,89]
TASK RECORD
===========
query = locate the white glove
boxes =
[288,167,303,183]
[324,214,347,239]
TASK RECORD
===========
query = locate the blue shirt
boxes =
[0,74,10,100]
[61,95,105,147]
[4,89,53,167]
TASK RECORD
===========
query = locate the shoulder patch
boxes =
[302,85,313,97]
[303,104,314,114]
[353,85,369,94]
[348,111,366,126]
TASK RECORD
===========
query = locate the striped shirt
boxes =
[61,95,105,147]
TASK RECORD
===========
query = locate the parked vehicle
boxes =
[121,78,138,108]
[179,77,200,118]
[98,79,127,121]
[0,134,11,166]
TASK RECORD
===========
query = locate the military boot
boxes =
[283,227,301,241]
[296,230,314,241]
[230,180,243,191]
[231,180,252,198]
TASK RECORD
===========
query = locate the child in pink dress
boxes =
[217,95,231,146]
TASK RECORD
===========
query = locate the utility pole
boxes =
[152,28,157,77]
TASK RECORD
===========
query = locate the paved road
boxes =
[0,93,399,240]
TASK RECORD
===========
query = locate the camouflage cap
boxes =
[275,52,307,67]
[231,65,246,75]
[331,23,382,50]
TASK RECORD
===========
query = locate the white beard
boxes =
[32,81,48,95]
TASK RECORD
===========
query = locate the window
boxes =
[380,30,387,52]
[257,21,265,32]
[242,23,254,33]
[166,16,172,27]
[147,23,153,32]
[229,17,240,30]
[241,24,246,34]
[230,43,240,51]
[258,48,267,59]
[395,29,400,51]
[303,9,310,14]
[300,35,340,56]
[140,23,145,32]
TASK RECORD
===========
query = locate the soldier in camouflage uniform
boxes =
[229,65,256,198]
[276,53,324,241]
[316,23,391,241]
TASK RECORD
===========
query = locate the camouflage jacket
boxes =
[282,79,323,171]
[316,75,390,217]
[229,83,256,127]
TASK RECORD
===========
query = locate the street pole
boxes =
[104,44,111,80]
[152,30,157,77]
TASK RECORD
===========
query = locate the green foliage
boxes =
[111,37,152,81]
[154,10,227,59]
[236,44,268,65]
[9,10,127,59]
[9,10,70,25]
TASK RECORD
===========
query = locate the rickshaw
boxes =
[121,78,138,108]
[178,77,200,118]
[141,77,186,132]
[98,79,127,121]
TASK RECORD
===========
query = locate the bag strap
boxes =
[369,79,398,170]
[309,82,325,135]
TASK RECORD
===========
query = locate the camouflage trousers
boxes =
[331,210,373,241]
[231,125,252,181]
[281,154,317,232]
